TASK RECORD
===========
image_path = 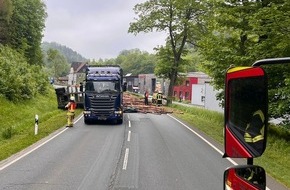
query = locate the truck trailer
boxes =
[82,65,125,124]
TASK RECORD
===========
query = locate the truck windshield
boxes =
[85,81,120,93]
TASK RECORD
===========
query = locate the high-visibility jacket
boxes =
[156,93,162,105]
[66,101,76,112]
[244,110,264,143]
[157,93,162,100]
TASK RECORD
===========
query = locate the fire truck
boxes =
[223,57,290,190]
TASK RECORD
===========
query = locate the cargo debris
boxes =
[123,93,173,114]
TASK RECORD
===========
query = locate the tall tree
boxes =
[198,0,260,91]
[42,42,88,63]
[46,49,70,78]
[8,0,46,65]
[116,49,156,75]
[128,0,205,104]
[0,45,49,101]
[197,0,290,124]
[0,0,13,44]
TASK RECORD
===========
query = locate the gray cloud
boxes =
[42,0,166,59]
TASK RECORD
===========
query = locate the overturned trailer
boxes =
[55,86,84,109]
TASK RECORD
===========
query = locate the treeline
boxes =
[90,48,198,76]
[41,42,88,79]
[0,0,48,101]
[42,42,88,64]
[90,49,156,75]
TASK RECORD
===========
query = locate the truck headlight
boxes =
[114,110,122,115]
[83,111,91,115]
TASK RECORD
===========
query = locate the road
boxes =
[0,113,288,190]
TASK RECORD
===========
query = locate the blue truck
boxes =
[82,65,125,124]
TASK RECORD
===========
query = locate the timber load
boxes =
[123,92,173,114]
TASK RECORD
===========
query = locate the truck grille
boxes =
[88,94,117,117]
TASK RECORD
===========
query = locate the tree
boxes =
[90,49,156,76]
[116,49,156,75]
[0,45,49,101]
[46,49,70,78]
[0,0,13,44]
[197,0,290,125]
[41,42,88,63]
[197,0,260,91]
[129,0,205,104]
[266,64,290,127]
[7,0,47,65]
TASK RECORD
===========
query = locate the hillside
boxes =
[42,42,88,63]
[0,88,65,160]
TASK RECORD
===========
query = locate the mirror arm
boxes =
[247,158,253,165]
[253,57,290,66]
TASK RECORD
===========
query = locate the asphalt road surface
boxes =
[0,113,288,190]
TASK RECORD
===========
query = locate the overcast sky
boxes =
[42,0,167,60]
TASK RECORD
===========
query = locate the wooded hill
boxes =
[41,42,88,64]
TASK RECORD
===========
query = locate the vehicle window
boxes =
[228,76,267,156]
[85,81,120,93]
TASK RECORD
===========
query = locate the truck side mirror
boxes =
[224,67,268,158]
[224,165,266,190]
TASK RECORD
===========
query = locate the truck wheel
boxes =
[84,118,90,125]
[117,119,123,124]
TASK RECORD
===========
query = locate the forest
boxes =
[0,0,290,128]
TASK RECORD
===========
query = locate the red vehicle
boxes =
[225,166,266,190]
[223,57,290,190]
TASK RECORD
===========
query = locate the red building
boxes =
[173,72,209,102]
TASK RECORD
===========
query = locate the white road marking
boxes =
[0,128,68,171]
[0,115,83,171]
[168,114,271,190]
[168,114,236,163]
[122,148,130,170]
[127,131,131,142]
[129,120,131,128]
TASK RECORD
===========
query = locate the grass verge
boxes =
[0,88,82,161]
[169,103,290,188]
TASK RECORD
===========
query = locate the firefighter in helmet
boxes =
[244,109,265,154]
[156,91,162,106]
[65,96,76,127]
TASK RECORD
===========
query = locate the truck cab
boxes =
[83,65,124,124]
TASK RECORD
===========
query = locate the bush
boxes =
[0,45,49,101]
[1,126,15,139]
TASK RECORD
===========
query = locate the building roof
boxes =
[71,62,87,73]
[187,72,209,78]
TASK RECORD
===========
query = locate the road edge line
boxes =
[167,114,271,190]
[167,114,238,166]
[0,115,83,171]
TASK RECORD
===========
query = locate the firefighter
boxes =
[65,96,76,127]
[144,91,149,105]
[244,109,265,154]
[156,91,162,106]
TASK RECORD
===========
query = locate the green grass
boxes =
[170,104,290,188]
[255,126,290,188]
[0,88,82,161]
[170,104,224,143]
